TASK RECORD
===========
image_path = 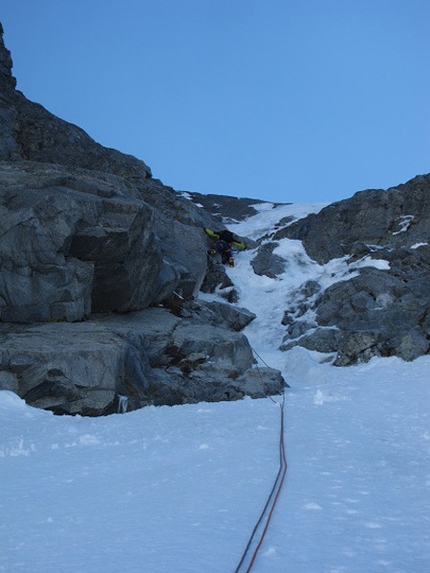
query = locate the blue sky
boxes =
[2,0,429,204]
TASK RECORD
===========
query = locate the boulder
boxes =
[202,301,256,331]
[200,254,237,301]
[333,331,381,366]
[251,242,285,278]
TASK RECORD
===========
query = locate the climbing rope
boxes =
[250,344,286,401]
[234,350,288,572]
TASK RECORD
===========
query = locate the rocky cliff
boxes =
[0,24,285,414]
[251,177,430,365]
[0,24,428,416]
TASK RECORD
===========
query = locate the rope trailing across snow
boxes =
[234,349,288,572]
[234,392,287,572]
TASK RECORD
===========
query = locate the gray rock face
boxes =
[251,242,285,278]
[0,24,18,160]
[0,162,206,321]
[179,191,268,223]
[0,24,151,179]
[277,178,430,365]
[0,302,285,415]
[275,175,430,264]
[0,19,215,324]
[0,25,286,413]
[200,255,237,302]
[0,24,14,88]
[0,19,218,325]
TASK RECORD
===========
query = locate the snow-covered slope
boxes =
[1,203,429,573]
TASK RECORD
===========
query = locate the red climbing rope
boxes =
[234,380,288,572]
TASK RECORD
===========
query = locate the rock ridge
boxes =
[265,175,430,365]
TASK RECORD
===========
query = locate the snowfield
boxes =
[1,203,429,573]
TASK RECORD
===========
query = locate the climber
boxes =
[205,228,246,268]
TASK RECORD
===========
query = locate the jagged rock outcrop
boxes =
[275,176,430,364]
[274,176,430,264]
[178,190,268,224]
[251,242,286,278]
[0,301,284,415]
[0,24,286,413]
[0,25,151,178]
[0,160,211,322]
[0,23,217,323]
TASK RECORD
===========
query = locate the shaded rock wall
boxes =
[0,302,285,415]
[0,24,286,413]
[0,23,216,323]
[274,176,430,364]
[275,175,430,264]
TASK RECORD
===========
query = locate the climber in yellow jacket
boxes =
[204,228,246,267]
